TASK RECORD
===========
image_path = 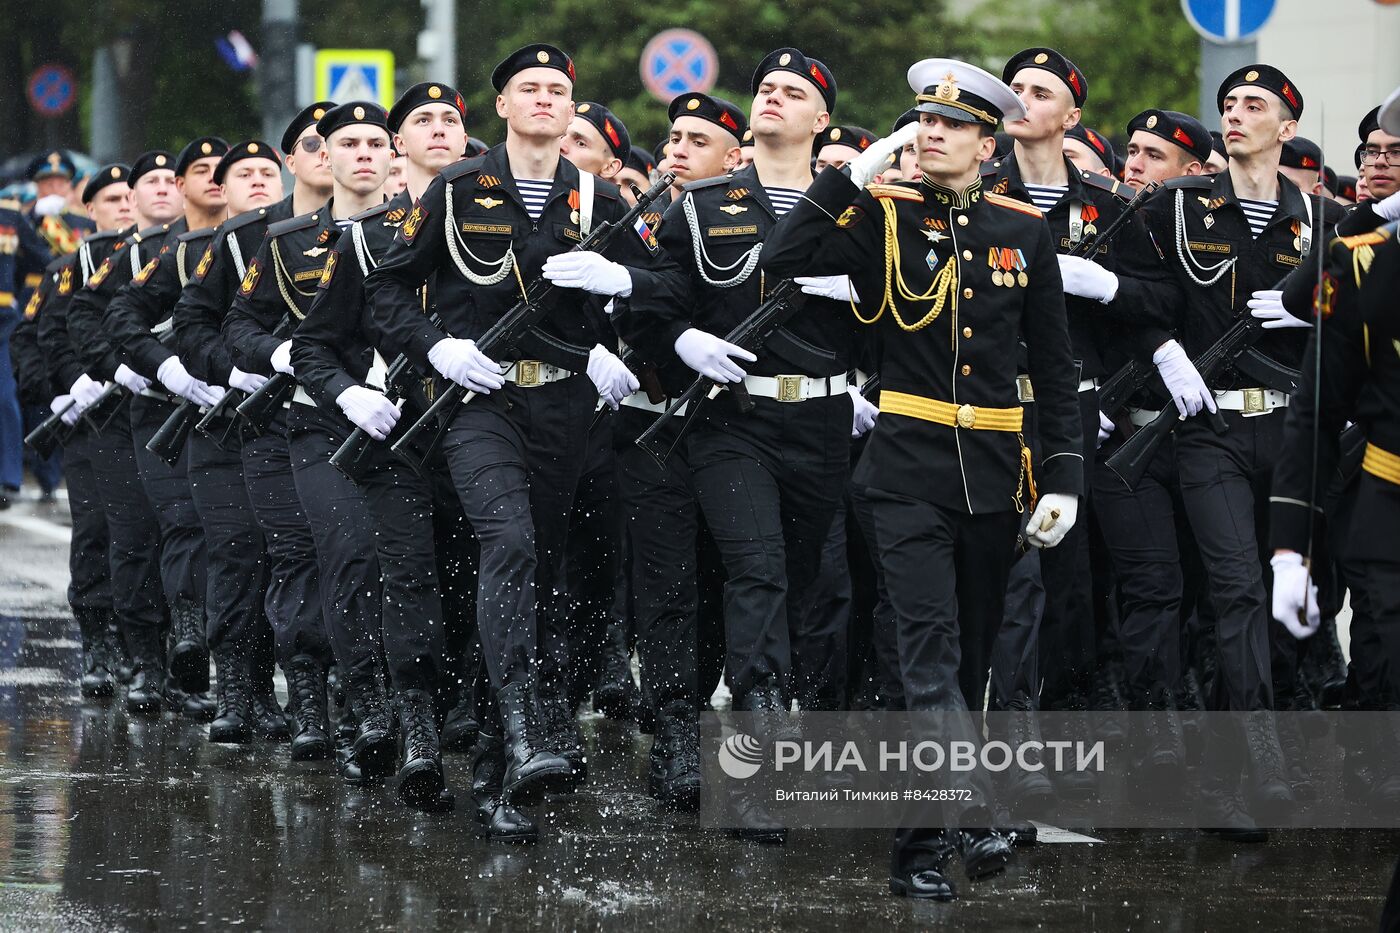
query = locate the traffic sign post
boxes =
[1182,0,1277,43]
[640,29,718,103]
[27,64,76,118]
[314,49,396,108]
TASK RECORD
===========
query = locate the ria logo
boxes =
[718,732,764,780]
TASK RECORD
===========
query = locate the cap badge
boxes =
[155,155,167,166]
[686,98,700,111]
[830,128,842,141]
[1146,114,1158,129]
[201,142,213,154]
[1034,53,1049,65]
[428,85,442,99]
[314,108,326,120]
[1245,70,1259,82]
[779,53,792,66]
[936,72,961,102]
[354,106,366,120]
[537,51,550,63]
[577,103,591,113]
[248,143,260,154]
[110,166,121,178]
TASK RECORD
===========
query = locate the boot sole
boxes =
[888,878,956,901]
[504,765,575,806]
[208,726,254,744]
[473,818,539,844]
[354,732,397,781]
[169,644,208,694]
[963,851,1011,881]
[291,735,332,761]
[397,759,446,809]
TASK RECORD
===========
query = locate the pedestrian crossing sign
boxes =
[314,49,395,108]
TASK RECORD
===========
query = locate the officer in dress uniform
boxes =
[24,151,95,256]
[760,57,1082,901]
[365,45,646,816]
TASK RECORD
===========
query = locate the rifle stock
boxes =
[24,400,78,458]
[235,372,295,432]
[145,399,199,466]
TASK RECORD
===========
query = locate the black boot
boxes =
[250,671,291,741]
[349,674,398,782]
[396,689,447,810]
[209,648,254,744]
[167,598,209,695]
[74,607,115,699]
[108,614,136,686]
[1201,789,1268,842]
[286,656,331,761]
[888,865,957,901]
[470,731,538,843]
[179,690,217,722]
[1090,666,1127,743]
[1139,689,1185,774]
[997,697,1056,815]
[1302,618,1347,709]
[1244,713,1293,819]
[126,630,167,717]
[439,685,480,753]
[498,681,574,805]
[593,618,640,722]
[651,700,700,812]
[726,685,789,844]
[957,828,1013,881]
[538,685,587,789]
[1276,711,1315,801]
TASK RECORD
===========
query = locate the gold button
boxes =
[962,250,972,260]
[963,326,973,338]
[963,287,973,299]
[961,364,972,376]
[957,215,968,226]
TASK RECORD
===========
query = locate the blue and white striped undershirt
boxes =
[1237,197,1277,238]
[516,178,553,221]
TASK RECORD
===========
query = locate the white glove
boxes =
[428,338,505,394]
[33,194,66,218]
[113,364,150,394]
[157,357,224,407]
[1026,493,1079,549]
[1096,411,1114,448]
[228,366,269,393]
[796,275,860,303]
[1057,255,1119,303]
[1270,551,1320,638]
[542,252,633,298]
[673,328,756,384]
[847,122,920,189]
[69,374,105,409]
[586,344,640,410]
[1152,339,1217,418]
[1373,190,1400,222]
[270,340,294,375]
[847,385,878,437]
[1247,289,1309,330]
[336,385,401,441]
[50,395,79,426]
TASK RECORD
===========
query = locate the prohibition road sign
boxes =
[28,65,76,117]
[640,29,718,103]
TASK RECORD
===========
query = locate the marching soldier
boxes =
[760,57,1081,900]
[814,125,878,172]
[1337,104,1400,236]
[24,150,95,255]
[0,192,53,504]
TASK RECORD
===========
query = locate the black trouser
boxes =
[288,403,444,692]
[863,488,1019,872]
[1175,408,1280,711]
[88,396,166,651]
[62,429,112,612]
[686,392,850,702]
[440,377,592,691]
[565,414,618,702]
[792,504,852,709]
[186,420,271,660]
[130,395,206,611]
[1340,470,1400,710]
[1093,426,1184,701]
[850,483,904,709]
[432,463,479,714]
[616,411,726,711]
[240,407,331,667]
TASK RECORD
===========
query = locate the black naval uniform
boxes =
[365,146,650,725]
[628,162,856,711]
[761,166,1082,876]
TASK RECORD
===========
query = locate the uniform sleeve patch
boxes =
[134,256,159,285]
[238,257,262,297]
[88,257,113,287]
[836,205,865,228]
[318,251,338,289]
[57,266,73,296]
[193,245,214,282]
[401,202,427,244]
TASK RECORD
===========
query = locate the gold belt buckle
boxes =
[1016,374,1035,403]
[956,403,977,428]
[775,375,803,402]
[1242,387,1265,414]
[515,360,542,388]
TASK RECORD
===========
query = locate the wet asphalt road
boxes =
[0,494,1397,932]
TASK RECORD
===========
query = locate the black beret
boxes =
[651,138,670,166]
[892,108,918,134]
[625,145,655,176]
[1003,47,1087,108]
[465,138,490,157]
[491,44,574,93]
[751,48,837,114]
[1322,165,1338,194]
[1127,109,1212,163]
[1359,106,1382,142]
[82,163,131,204]
[574,102,631,161]
[1336,175,1358,200]
[214,140,281,185]
[174,137,229,176]
[1209,131,1228,161]
[388,82,466,133]
[281,101,335,154]
[129,150,176,184]
[1354,143,1365,170]
[993,131,1015,159]
[741,127,754,146]
[27,150,77,182]
[667,92,748,143]
[817,125,877,154]
[316,101,390,142]
[1065,124,1118,174]
[1280,137,1323,172]
[1217,64,1303,119]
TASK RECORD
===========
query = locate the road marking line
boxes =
[1030,822,1104,843]
[0,512,72,543]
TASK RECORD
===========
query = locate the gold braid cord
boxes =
[271,239,318,320]
[854,197,957,333]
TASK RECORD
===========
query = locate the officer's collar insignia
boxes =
[726,188,749,201]
[720,203,748,215]
[478,175,502,189]
[303,245,328,258]
[922,176,982,210]
[475,196,504,210]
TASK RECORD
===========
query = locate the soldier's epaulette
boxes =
[222,205,275,233]
[984,192,1042,218]
[1160,175,1214,191]
[595,176,623,201]
[1080,171,1134,201]
[980,159,1006,177]
[178,226,216,243]
[351,199,397,223]
[681,174,734,193]
[440,155,488,182]
[45,255,71,274]
[266,212,322,239]
[130,222,173,245]
[84,229,121,245]
[865,183,923,203]
[1335,229,1390,250]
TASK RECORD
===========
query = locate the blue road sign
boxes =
[314,49,396,108]
[27,65,76,117]
[640,29,718,103]
[1182,0,1277,43]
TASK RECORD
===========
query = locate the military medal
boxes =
[1012,248,1028,287]
[992,269,1004,286]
